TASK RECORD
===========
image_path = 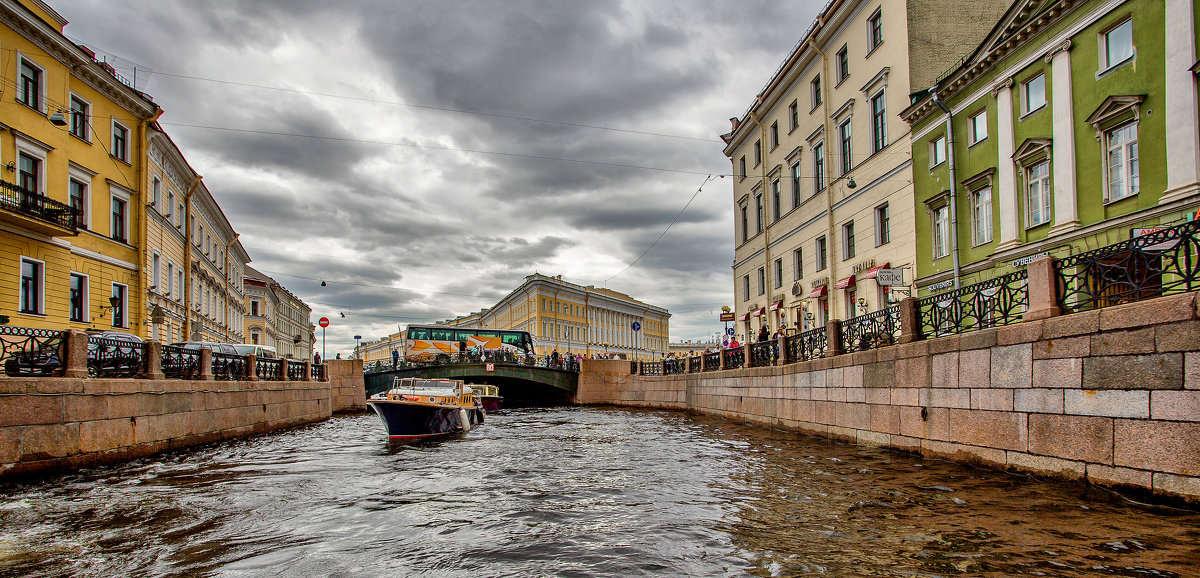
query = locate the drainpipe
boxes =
[932,93,962,289]
[182,176,202,339]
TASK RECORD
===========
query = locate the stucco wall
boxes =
[578,292,1200,503]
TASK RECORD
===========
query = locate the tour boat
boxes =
[468,384,503,412]
[366,377,484,442]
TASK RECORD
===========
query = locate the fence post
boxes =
[146,341,165,380]
[825,321,843,357]
[303,360,313,382]
[1024,256,1062,321]
[719,348,727,370]
[899,297,921,344]
[246,353,259,381]
[776,333,788,366]
[64,330,88,378]
[199,347,214,381]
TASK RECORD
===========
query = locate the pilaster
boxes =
[994,78,1020,250]
[1163,0,1200,204]
[1047,41,1079,236]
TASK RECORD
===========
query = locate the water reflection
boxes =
[0,407,1196,577]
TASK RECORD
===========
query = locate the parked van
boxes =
[234,344,278,359]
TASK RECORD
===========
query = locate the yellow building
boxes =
[722,0,1006,343]
[0,1,161,333]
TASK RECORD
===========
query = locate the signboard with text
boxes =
[719,312,736,322]
[875,268,904,286]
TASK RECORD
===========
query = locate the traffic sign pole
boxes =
[318,317,330,362]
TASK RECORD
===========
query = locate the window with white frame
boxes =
[742,275,750,301]
[740,203,749,243]
[1026,160,1052,226]
[167,261,175,298]
[754,193,764,234]
[111,121,130,162]
[1101,18,1134,71]
[930,135,946,168]
[152,251,161,290]
[788,100,799,131]
[70,273,88,322]
[972,186,993,245]
[1106,122,1139,201]
[770,122,779,150]
[739,155,746,180]
[839,119,853,175]
[875,203,890,246]
[774,258,783,289]
[932,205,950,259]
[870,90,887,153]
[757,267,765,296]
[812,141,825,191]
[754,140,762,167]
[111,193,129,243]
[69,178,88,229]
[18,152,41,194]
[816,236,828,271]
[17,56,43,111]
[771,179,781,222]
[177,270,184,302]
[151,176,162,212]
[836,45,849,84]
[19,257,44,315]
[790,161,802,207]
[968,110,988,145]
[111,283,127,328]
[842,220,855,261]
[1023,73,1046,115]
[69,94,90,140]
[811,75,822,108]
[867,8,883,52]
[792,248,803,280]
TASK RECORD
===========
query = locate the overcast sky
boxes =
[60,0,822,356]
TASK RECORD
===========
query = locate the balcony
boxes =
[0,179,79,236]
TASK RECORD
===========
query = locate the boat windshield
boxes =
[392,377,462,396]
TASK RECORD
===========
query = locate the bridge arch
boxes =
[364,363,578,406]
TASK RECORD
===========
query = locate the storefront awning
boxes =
[834,275,856,289]
[751,307,766,317]
[768,300,783,311]
[807,285,827,299]
[859,263,890,280]
[737,312,750,322]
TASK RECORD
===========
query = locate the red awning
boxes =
[835,275,856,289]
[751,307,766,317]
[737,312,750,321]
[859,263,890,280]
[768,300,783,311]
[807,285,827,299]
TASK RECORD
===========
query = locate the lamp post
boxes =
[354,334,362,359]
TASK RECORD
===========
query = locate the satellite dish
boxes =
[791,282,801,296]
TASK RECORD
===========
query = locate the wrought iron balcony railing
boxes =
[0,180,79,232]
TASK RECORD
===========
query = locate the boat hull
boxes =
[367,400,472,441]
[478,395,502,412]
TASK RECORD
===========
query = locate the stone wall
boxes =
[577,292,1200,503]
[326,359,366,413]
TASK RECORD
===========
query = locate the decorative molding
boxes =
[859,66,891,96]
[1044,39,1073,63]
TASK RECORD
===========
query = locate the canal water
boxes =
[2,407,1198,577]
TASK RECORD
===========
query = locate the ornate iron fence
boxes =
[87,336,145,378]
[212,352,247,380]
[664,358,686,375]
[839,305,901,354]
[311,363,326,381]
[162,345,199,379]
[785,327,826,362]
[723,347,745,370]
[749,341,776,367]
[0,325,66,376]
[257,358,284,381]
[1056,220,1200,313]
[0,179,79,231]
[642,361,663,376]
[702,351,721,371]
[687,356,701,373]
[917,270,1028,338]
[286,360,306,381]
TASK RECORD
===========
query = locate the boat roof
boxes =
[391,377,464,393]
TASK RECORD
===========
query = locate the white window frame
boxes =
[151,175,162,213]
[875,203,890,246]
[836,45,850,85]
[968,110,988,145]
[811,75,822,109]
[870,89,887,153]
[790,161,802,208]
[111,120,130,163]
[816,236,828,271]
[16,53,46,113]
[770,122,779,150]
[867,7,883,53]
[1099,18,1134,72]
[70,271,89,323]
[842,220,855,261]
[110,185,132,243]
[151,250,161,290]
[930,135,946,168]
[1025,160,1052,227]
[1022,73,1046,116]
[742,275,750,301]
[111,282,128,328]
[67,163,97,230]
[757,267,766,296]
[14,134,50,194]
[788,100,799,131]
[932,205,950,259]
[167,261,175,298]
[739,202,749,243]
[812,140,825,192]
[972,186,994,246]
[754,192,764,234]
[774,258,783,289]
[838,118,853,175]
[1104,121,1140,202]
[771,179,781,222]
[793,248,803,280]
[68,92,92,142]
[19,256,45,316]
[177,270,185,302]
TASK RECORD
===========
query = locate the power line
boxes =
[603,174,718,284]
[255,269,493,299]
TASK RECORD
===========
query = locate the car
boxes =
[170,341,245,379]
[170,341,240,355]
[233,344,278,359]
[86,331,144,378]
[3,335,65,376]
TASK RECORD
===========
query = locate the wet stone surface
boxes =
[1,407,1198,576]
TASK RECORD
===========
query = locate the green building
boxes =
[902,0,1199,294]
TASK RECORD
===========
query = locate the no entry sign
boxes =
[319,317,330,328]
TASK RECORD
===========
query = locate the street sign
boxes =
[353,334,361,340]
[319,317,330,328]
[485,363,495,372]
[875,268,904,286]
[631,321,641,332]
[726,327,735,335]
[719,312,735,322]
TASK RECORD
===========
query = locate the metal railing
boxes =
[1056,220,1200,313]
[0,180,78,231]
[641,361,663,376]
[723,347,745,370]
[286,360,306,381]
[87,336,145,378]
[257,358,284,381]
[664,358,686,375]
[212,351,246,380]
[786,327,827,362]
[839,305,901,354]
[687,356,701,373]
[749,341,776,367]
[702,350,721,371]
[0,325,66,376]
[311,363,326,381]
[917,270,1028,339]
[162,345,199,379]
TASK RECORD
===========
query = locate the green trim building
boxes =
[902,0,1199,294]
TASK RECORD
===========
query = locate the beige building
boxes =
[242,266,314,359]
[185,181,247,343]
[722,0,1006,342]
[143,126,197,343]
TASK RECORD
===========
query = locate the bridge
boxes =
[364,362,579,406]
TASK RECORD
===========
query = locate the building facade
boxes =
[184,183,247,343]
[904,0,1200,293]
[722,0,1007,344]
[144,125,198,343]
[242,266,314,359]
[0,0,161,334]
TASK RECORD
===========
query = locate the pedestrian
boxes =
[392,349,399,369]
[336,353,341,360]
[757,325,769,343]
[314,352,321,364]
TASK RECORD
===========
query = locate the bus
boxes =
[404,325,535,362]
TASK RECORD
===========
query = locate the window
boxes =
[842,221,855,260]
[739,156,747,180]
[176,202,184,228]
[18,152,40,194]
[1101,19,1134,70]
[836,45,849,83]
[111,284,127,328]
[167,191,175,220]
[839,119,853,175]
[740,204,749,243]
[875,203,890,246]
[870,90,887,153]
[788,100,799,130]
[1026,160,1051,226]
[151,252,161,289]
[930,135,946,167]
[151,176,162,212]
[251,300,260,316]
[69,95,90,140]
[932,205,950,258]
[771,179,781,222]
[972,187,993,245]
[793,248,803,280]
[742,275,750,301]
[757,267,766,296]
[70,273,87,322]
[816,236,828,271]
[19,257,43,314]
[968,110,988,145]
[811,75,822,108]
[813,141,825,191]
[770,122,779,149]
[1106,122,1139,201]
[111,121,130,162]
[755,194,764,234]
[867,8,883,51]
[177,270,184,302]
[69,179,87,228]
[18,57,42,110]
[1023,73,1046,115]
[774,258,783,289]
[111,196,128,242]
[167,262,175,298]
[754,140,762,167]
[790,161,802,207]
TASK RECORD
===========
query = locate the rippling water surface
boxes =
[2,407,1199,576]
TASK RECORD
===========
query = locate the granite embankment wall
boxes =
[0,359,365,480]
[577,293,1200,503]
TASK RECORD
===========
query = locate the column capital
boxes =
[991,77,1013,95]
[1044,39,1072,63]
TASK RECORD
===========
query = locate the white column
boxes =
[1163,0,1200,203]
[1048,41,1079,235]
[994,78,1020,250]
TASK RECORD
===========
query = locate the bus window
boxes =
[501,333,522,346]
[453,330,472,342]
[476,330,498,338]
[408,327,430,340]
[431,328,455,341]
